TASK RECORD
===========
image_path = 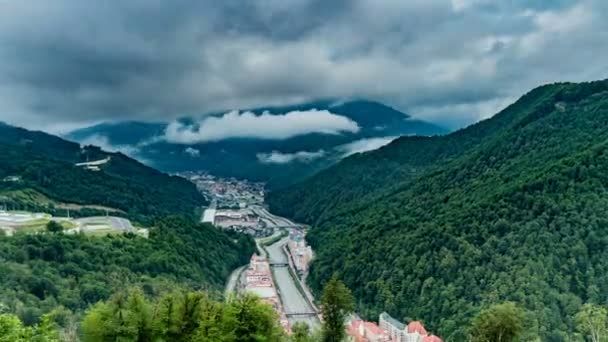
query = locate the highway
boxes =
[250,206,299,228]
[266,237,320,330]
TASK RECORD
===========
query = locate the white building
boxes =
[378,312,442,342]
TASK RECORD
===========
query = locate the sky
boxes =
[0,0,607,134]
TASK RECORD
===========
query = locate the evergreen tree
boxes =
[320,276,355,342]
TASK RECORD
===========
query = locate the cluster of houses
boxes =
[347,312,442,342]
[243,254,290,330]
[204,208,273,237]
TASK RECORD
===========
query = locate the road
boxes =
[266,237,320,329]
[224,265,245,296]
[250,206,298,228]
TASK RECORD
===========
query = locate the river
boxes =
[266,237,320,329]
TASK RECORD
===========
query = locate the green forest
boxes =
[268,80,608,340]
[0,217,256,327]
[0,123,205,224]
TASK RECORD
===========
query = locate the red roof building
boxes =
[347,320,391,342]
[423,335,443,342]
[407,321,428,335]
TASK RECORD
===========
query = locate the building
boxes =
[202,208,216,223]
[287,229,314,274]
[2,175,21,183]
[214,210,260,229]
[379,312,406,341]
[75,157,110,171]
[377,312,442,342]
[242,254,290,332]
[405,321,427,342]
[347,320,391,342]
[243,255,280,313]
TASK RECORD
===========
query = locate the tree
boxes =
[0,313,59,342]
[81,289,154,342]
[291,322,313,342]
[82,289,285,342]
[575,304,608,342]
[45,221,63,233]
[225,293,284,342]
[469,302,525,342]
[320,276,355,342]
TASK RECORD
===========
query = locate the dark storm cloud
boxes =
[0,0,606,132]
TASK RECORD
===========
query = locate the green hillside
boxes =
[0,124,257,327]
[0,123,205,223]
[0,216,256,325]
[268,80,608,340]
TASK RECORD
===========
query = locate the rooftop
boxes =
[407,321,427,335]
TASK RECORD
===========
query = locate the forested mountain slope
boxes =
[269,80,608,340]
[267,83,571,224]
[0,123,204,223]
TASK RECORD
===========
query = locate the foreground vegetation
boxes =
[0,217,255,326]
[3,282,606,341]
[269,80,608,340]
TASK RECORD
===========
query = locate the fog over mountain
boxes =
[66,100,445,188]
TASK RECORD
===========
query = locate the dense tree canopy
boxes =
[0,123,205,224]
[0,217,255,326]
[269,80,608,340]
[81,289,285,342]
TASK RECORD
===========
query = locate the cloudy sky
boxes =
[0,0,607,133]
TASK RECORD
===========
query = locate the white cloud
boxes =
[411,96,517,130]
[78,134,139,157]
[257,150,326,164]
[164,109,359,144]
[518,4,593,56]
[184,147,200,157]
[337,136,398,157]
[451,0,488,12]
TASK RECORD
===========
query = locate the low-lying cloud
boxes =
[78,134,140,157]
[257,136,399,164]
[165,110,359,144]
[184,147,200,157]
[257,150,326,164]
[337,136,398,157]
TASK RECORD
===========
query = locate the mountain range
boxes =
[268,80,608,340]
[66,100,446,188]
